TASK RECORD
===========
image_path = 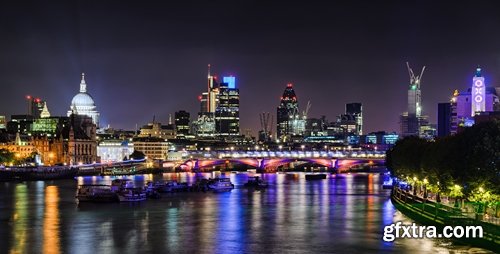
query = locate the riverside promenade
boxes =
[391,187,500,251]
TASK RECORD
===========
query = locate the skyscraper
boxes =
[195,65,218,137]
[345,102,363,135]
[400,63,429,137]
[276,83,301,142]
[174,110,190,139]
[223,76,236,89]
[206,64,219,113]
[215,78,240,137]
[25,95,46,118]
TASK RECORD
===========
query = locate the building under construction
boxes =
[399,62,431,137]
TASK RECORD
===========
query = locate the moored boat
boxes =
[110,179,135,192]
[117,188,147,202]
[166,180,189,192]
[76,185,118,202]
[111,179,147,202]
[207,178,234,191]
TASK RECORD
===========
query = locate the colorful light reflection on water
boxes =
[0,173,492,253]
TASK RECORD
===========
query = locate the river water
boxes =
[0,172,492,253]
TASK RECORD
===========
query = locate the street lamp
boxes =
[423,178,428,199]
[301,145,305,152]
[278,145,283,151]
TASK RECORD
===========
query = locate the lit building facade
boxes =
[68,73,100,127]
[450,67,500,134]
[0,133,36,161]
[195,65,219,138]
[138,120,176,140]
[360,131,399,150]
[194,66,242,140]
[1,115,98,165]
[97,140,134,163]
[133,137,170,160]
[66,115,99,165]
[337,114,358,134]
[32,135,64,166]
[31,117,69,136]
[345,103,363,135]
[175,110,190,139]
[215,79,240,137]
[276,83,303,142]
[0,116,6,129]
[304,117,327,137]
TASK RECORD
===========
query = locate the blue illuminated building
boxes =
[215,78,240,137]
[223,76,236,89]
[382,134,398,145]
[365,134,377,144]
[360,131,399,150]
[347,135,360,145]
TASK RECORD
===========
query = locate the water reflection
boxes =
[11,184,28,254]
[216,190,244,254]
[1,173,492,253]
[43,185,60,254]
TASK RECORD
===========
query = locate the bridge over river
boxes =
[175,150,386,172]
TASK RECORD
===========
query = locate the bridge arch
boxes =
[179,157,384,173]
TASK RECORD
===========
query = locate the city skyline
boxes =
[2,1,500,134]
[0,2,499,253]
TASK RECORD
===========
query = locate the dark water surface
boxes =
[0,172,492,253]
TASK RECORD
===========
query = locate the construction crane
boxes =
[406,62,426,88]
[302,101,311,120]
[406,62,426,117]
[259,112,273,141]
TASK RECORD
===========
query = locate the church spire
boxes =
[80,73,87,93]
[40,102,51,118]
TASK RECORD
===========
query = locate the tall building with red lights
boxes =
[276,83,301,142]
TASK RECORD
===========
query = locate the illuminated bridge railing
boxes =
[181,150,386,159]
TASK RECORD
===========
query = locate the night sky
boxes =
[2,1,500,134]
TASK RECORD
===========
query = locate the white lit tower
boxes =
[195,65,219,137]
[471,67,486,116]
[407,62,424,117]
[206,64,219,113]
